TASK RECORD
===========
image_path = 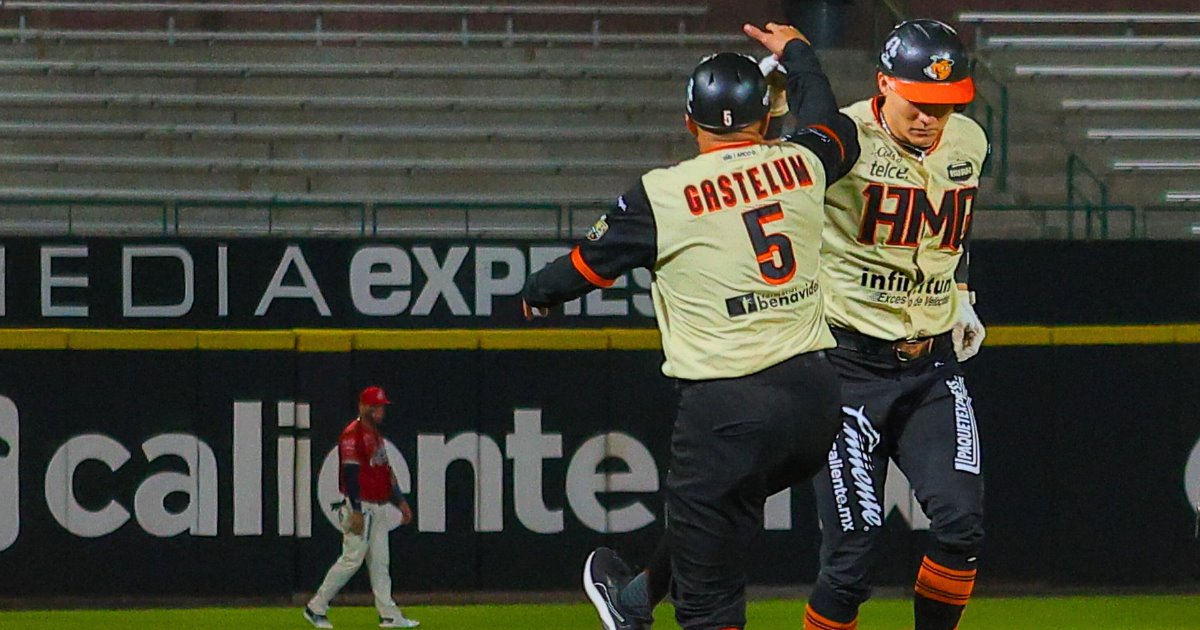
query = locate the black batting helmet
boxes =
[686,53,770,133]
[877,19,974,105]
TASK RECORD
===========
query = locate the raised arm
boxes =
[745,23,861,182]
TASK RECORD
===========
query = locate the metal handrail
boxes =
[982,203,1137,240]
[870,0,907,50]
[962,59,1010,192]
[1065,153,1113,240]
[959,12,1200,24]
[0,193,1144,240]
[2,2,712,48]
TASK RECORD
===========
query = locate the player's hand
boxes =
[953,291,986,362]
[522,300,549,321]
[760,56,790,118]
[348,510,365,536]
[398,501,413,526]
[743,22,810,58]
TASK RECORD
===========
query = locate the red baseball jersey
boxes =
[337,418,394,503]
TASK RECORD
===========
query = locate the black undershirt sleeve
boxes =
[778,39,862,182]
[955,228,973,287]
[343,463,362,511]
[522,181,657,308]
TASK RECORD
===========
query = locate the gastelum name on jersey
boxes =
[724,280,819,318]
[684,156,814,215]
[858,183,977,250]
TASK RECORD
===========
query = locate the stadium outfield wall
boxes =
[0,238,1196,597]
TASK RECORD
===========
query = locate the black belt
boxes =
[831,328,951,362]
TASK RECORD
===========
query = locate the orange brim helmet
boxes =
[891,75,976,105]
[878,19,976,105]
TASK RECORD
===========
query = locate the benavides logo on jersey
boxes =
[725,280,818,317]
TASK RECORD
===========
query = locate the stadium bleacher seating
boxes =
[0,3,1192,239]
[0,1,879,236]
[964,10,1200,238]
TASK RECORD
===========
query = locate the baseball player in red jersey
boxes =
[304,386,418,629]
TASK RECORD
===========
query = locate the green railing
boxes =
[966,60,1010,192]
[1065,152,1115,240]
[0,195,593,239]
[870,0,908,50]
[0,194,1144,240]
[983,203,1137,240]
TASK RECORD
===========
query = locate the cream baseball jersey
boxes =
[523,122,858,380]
[522,39,861,380]
[638,139,838,379]
[821,96,988,341]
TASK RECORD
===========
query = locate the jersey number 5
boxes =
[742,203,796,286]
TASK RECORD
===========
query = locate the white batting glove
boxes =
[758,54,786,76]
[759,55,789,119]
[952,289,986,362]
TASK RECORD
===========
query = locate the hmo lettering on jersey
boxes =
[947,377,981,474]
[684,157,814,215]
[858,183,977,249]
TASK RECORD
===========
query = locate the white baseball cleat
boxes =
[379,614,420,628]
[303,606,333,629]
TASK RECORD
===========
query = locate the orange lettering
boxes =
[684,185,703,215]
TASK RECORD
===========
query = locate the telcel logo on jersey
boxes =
[725,281,818,318]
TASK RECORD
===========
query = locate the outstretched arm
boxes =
[522,181,657,318]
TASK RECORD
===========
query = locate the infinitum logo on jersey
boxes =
[724,280,818,318]
[947,376,981,474]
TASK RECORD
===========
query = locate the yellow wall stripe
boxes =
[0,325,1194,352]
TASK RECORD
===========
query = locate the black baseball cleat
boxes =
[583,547,651,630]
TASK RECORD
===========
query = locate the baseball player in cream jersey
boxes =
[791,20,990,630]
[521,25,858,630]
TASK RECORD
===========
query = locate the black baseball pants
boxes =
[667,350,842,630]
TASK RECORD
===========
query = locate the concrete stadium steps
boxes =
[0,169,637,199]
[1004,79,1200,102]
[0,141,696,164]
[0,107,691,129]
[981,48,1200,67]
[0,43,868,70]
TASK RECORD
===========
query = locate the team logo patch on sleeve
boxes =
[586,215,610,241]
[923,54,955,81]
[947,161,974,182]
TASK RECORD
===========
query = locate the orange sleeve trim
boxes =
[571,246,616,288]
[809,123,846,163]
